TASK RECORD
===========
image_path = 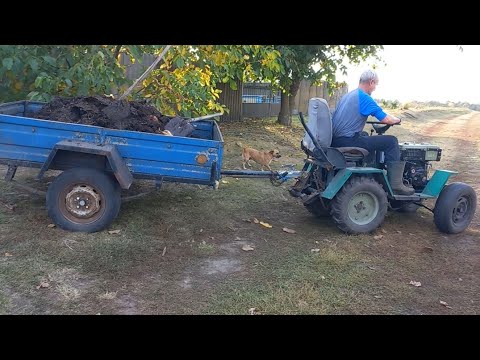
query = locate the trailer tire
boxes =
[46,168,121,233]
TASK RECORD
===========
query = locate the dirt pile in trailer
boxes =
[27,95,195,137]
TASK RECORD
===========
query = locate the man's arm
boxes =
[379,114,401,125]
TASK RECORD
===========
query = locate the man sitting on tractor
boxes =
[331,69,414,195]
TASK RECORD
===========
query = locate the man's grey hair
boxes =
[359,69,378,84]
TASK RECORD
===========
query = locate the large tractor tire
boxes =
[330,176,388,234]
[434,182,477,234]
[46,168,121,233]
[304,198,331,217]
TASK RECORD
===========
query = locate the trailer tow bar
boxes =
[221,168,301,186]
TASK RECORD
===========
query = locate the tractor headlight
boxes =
[425,150,439,161]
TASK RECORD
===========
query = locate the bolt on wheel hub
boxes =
[65,185,101,218]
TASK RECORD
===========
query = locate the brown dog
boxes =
[242,147,281,171]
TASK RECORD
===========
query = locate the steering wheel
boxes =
[366,119,401,135]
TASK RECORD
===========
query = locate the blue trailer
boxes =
[0,100,298,232]
[0,100,227,232]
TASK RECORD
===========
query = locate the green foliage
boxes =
[0,45,126,102]
[0,45,283,118]
[273,45,383,94]
[138,45,282,117]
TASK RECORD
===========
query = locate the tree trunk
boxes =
[277,78,301,126]
[277,92,291,126]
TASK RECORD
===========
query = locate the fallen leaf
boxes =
[458,278,463,282]
[367,266,377,270]
[185,196,192,200]
[108,229,121,235]
[320,275,325,280]
[235,178,240,180]
[242,245,255,251]
[409,280,422,287]
[381,229,387,234]
[2,203,15,211]
[259,222,272,228]
[248,307,259,315]
[421,246,434,253]
[409,233,415,236]
[282,227,296,234]
[374,295,382,299]
[311,248,320,253]
[234,236,242,241]
[373,235,383,240]
[36,281,50,290]
[440,300,453,309]
[199,229,203,233]
[221,180,229,184]
[252,218,259,224]
[162,247,167,256]
[396,230,402,234]
[47,224,56,228]
[4,253,13,257]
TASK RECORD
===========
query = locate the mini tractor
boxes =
[289,98,477,234]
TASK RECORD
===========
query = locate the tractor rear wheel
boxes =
[434,182,477,234]
[330,176,388,234]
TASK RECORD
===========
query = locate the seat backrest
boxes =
[302,98,332,151]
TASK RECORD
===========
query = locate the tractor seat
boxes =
[302,98,370,164]
[301,142,368,162]
[336,147,369,162]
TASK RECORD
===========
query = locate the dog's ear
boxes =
[269,150,274,154]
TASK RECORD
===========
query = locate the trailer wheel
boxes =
[434,182,477,234]
[330,176,388,234]
[304,198,331,217]
[46,168,121,233]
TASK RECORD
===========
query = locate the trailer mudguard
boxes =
[37,140,133,189]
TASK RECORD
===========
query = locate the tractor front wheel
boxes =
[434,182,477,234]
[330,176,388,234]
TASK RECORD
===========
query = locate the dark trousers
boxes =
[331,134,400,162]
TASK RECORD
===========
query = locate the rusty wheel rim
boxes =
[58,183,106,224]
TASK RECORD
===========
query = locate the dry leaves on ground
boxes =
[282,227,296,234]
[242,245,255,251]
[36,280,50,290]
[409,280,422,287]
[108,229,121,235]
[440,300,453,309]
[47,224,56,228]
[259,221,272,228]
[248,307,260,315]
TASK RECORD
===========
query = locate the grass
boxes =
[204,247,370,315]
[0,105,478,314]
